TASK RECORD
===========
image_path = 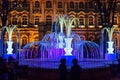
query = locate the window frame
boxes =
[88,16,94,25]
[34,16,40,25]
[12,17,17,25]
[70,2,74,8]
[22,15,28,25]
[79,16,85,25]
[35,1,40,8]
[58,2,62,8]
[46,1,52,8]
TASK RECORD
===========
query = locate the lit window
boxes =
[12,17,17,25]
[58,2,62,8]
[35,1,40,8]
[46,15,52,25]
[12,37,17,42]
[22,36,27,47]
[79,16,84,25]
[35,16,39,25]
[70,2,74,8]
[117,3,120,8]
[114,16,118,25]
[5,37,7,42]
[89,16,94,25]
[114,38,118,46]
[79,2,84,9]
[46,1,52,8]
[22,16,28,25]
[34,36,39,41]
[98,16,102,25]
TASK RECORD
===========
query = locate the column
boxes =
[53,0,56,22]
[41,1,45,22]
[64,0,67,14]
[29,0,33,23]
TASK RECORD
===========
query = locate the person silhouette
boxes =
[58,58,67,80]
[70,58,82,80]
[0,56,8,80]
[8,56,17,80]
[118,59,120,78]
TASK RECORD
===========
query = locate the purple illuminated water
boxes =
[20,33,101,60]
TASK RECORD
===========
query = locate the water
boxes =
[20,15,101,60]
[20,32,101,60]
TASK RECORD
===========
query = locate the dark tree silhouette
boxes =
[95,0,117,56]
[0,0,9,56]
[96,0,117,28]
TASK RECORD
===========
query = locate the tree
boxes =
[96,0,117,28]
[0,0,9,56]
[95,0,117,57]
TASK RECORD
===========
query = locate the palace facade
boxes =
[0,0,120,53]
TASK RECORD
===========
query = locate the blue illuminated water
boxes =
[20,32,101,60]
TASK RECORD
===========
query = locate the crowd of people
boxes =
[58,58,82,80]
[0,56,18,80]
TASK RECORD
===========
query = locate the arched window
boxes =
[114,16,118,25]
[22,36,27,47]
[98,16,102,25]
[58,2,62,8]
[12,36,17,42]
[117,2,120,8]
[79,16,84,25]
[34,36,39,41]
[12,17,17,25]
[46,1,52,8]
[70,2,74,8]
[46,15,52,25]
[34,16,39,25]
[35,1,40,8]
[5,37,7,42]
[22,15,28,25]
[114,38,118,46]
[89,16,94,25]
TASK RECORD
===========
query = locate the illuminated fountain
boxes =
[3,25,17,60]
[63,16,78,56]
[57,15,79,56]
[20,15,101,60]
[20,33,83,59]
[19,15,117,80]
[102,27,116,60]
[5,25,17,55]
[57,15,65,48]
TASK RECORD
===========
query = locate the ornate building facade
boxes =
[0,0,120,53]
